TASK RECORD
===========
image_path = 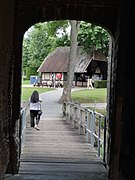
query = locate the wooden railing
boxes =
[63,101,107,165]
[19,107,27,156]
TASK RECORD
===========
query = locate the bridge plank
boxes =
[5,118,108,180]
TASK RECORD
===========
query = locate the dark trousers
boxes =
[30,110,40,127]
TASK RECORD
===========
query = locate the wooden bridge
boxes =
[5,90,108,180]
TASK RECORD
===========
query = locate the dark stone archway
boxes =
[1,0,135,180]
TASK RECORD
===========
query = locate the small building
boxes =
[37,46,107,87]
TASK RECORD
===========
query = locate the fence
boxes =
[63,101,107,165]
[19,107,27,157]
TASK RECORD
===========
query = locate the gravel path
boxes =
[39,88,63,120]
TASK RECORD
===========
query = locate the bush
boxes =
[26,67,38,80]
[94,80,107,88]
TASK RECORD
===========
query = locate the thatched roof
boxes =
[37,46,107,73]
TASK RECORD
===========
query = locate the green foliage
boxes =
[46,20,69,37]
[56,34,70,47]
[22,20,109,75]
[22,21,69,72]
[23,23,55,70]
[26,67,38,80]
[78,22,109,56]
[94,80,107,88]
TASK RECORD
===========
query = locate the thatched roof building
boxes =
[37,46,107,87]
[38,46,107,74]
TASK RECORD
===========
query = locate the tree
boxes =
[78,22,109,56]
[22,20,109,78]
[59,21,109,103]
[22,21,69,72]
[59,20,80,103]
[23,23,56,69]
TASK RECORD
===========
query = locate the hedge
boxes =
[94,80,107,88]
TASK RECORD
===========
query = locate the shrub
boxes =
[26,67,38,80]
[94,80,107,88]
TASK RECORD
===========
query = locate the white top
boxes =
[30,97,42,111]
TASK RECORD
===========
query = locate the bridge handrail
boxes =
[19,107,27,157]
[63,101,107,164]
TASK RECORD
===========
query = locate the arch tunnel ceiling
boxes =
[16,0,118,36]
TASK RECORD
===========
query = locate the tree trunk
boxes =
[59,20,80,103]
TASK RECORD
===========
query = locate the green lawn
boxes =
[22,79,30,85]
[71,88,107,103]
[88,107,106,116]
[21,87,54,101]
[71,88,107,116]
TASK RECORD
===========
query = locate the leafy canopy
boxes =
[22,20,109,71]
[78,22,109,56]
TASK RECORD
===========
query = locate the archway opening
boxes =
[19,19,113,179]
[21,20,111,124]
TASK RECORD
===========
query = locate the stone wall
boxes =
[2,0,134,180]
[0,0,118,178]
[0,0,15,179]
[108,1,135,179]
[118,1,135,178]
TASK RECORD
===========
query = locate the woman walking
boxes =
[30,90,42,130]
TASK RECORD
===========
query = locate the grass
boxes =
[88,107,106,116]
[22,79,30,85]
[71,88,107,103]
[71,88,107,115]
[21,87,54,101]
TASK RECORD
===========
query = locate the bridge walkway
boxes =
[5,89,108,180]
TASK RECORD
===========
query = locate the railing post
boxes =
[81,110,85,135]
[76,106,80,129]
[19,107,26,156]
[91,111,95,148]
[103,116,107,164]
[74,107,78,129]
[66,103,70,123]
[65,102,68,122]
[86,111,90,143]
[72,106,75,126]
[79,108,82,134]
[98,115,101,157]
[62,102,66,116]
[64,101,106,161]
[70,104,74,125]
[84,110,87,133]
[69,104,71,123]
